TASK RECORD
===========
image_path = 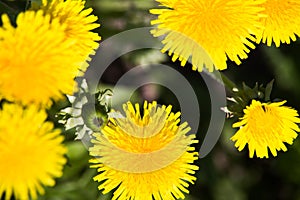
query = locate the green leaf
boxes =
[264,79,274,102]
[242,82,257,100]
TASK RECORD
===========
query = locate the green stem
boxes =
[202,68,237,92]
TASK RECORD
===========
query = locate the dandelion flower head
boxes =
[0,103,67,200]
[89,101,199,200]
[41,0,101,64]
[150,0,265,71]
[0,10,82,106]
[255,0,300,47]
[231,100,300,158]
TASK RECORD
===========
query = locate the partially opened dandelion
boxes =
[255,0,300,47]
[59,78,112,142]
[231,100,300,158]
[0,104,67,200]
[89,101,199,200]
[150,0,265,71]
[0,10,83,106]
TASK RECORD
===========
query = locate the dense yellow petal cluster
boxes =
[231,100,300,158]
[256,0,300,47]
[41,0,101,66]
[150,0,265,71]
[0,104,67,200]
[90,101,199,200]
[0,0,100,106]
[0,2,101,197]
[0,11,81,106]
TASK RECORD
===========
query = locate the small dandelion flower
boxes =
[231,100,300,158]
[150,0,265,71]
[89,101,199,200]
[255,0,300,47]
[0,103,67,200]
[0,10,82,106]
[41,0,101,67]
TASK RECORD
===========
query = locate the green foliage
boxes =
[37,142,109,200]
[227,80,274,117]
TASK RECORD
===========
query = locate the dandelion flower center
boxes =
[246,105,280,132]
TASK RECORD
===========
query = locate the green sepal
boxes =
[227,80,275,118]
[27,0,43,10]
[264,79,274,102]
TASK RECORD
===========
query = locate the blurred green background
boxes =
[2,0,300,199]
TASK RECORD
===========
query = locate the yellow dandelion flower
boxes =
[0,103,67,200]
[0,10,83,106]
[41,0,101,65]
[150,0,265,71]
[256,0,300,47]
[89,101,199,200]
[231,100,300,158]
